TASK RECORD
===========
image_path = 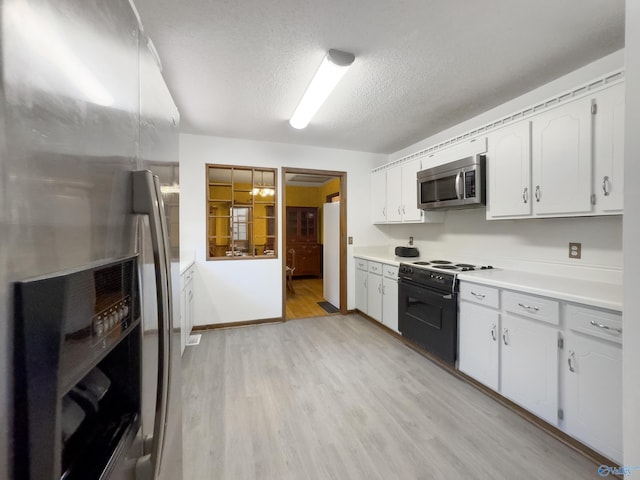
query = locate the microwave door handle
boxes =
[455,171,463,200]
[133,170,173,479]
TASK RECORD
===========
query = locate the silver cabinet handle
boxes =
[602,176,610,196]
[491,324,497,341]
[471,291,486,299]
[364,278,367,288]
[397,206,401,215]
[568,350,576,372]
[522,187,528,204]
[402,205,406,214]
[133,170,173,476]
[518,302,539,312]
[383,207,386,217]
[535,185,541,202]
[378,283,382,294]
[590,319,622,334]
[455,171,463,200]
[502,328,509,345]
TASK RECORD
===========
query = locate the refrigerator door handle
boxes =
[133,170,173,479]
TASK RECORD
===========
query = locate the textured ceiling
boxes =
[133,0,624,154]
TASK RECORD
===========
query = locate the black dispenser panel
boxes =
[13,255,141,480]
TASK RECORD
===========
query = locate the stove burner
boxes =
[430,260,452,264]
[435,265,458,270]
[455,263,476,268]
[413,261,430,265]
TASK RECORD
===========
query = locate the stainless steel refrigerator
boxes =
[1,0,182,479]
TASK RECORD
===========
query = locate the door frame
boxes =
[281,167,348,319]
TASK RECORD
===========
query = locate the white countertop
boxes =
[354,252,622,312]
[458,269,622,312]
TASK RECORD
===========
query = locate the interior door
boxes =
[322,202,340,309]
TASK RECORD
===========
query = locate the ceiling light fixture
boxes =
[289,49,355,130]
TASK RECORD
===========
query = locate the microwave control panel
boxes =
[464,170,476,199]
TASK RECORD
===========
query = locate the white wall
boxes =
[388,49,625,165]
[377,210,622,283]
[623,1,640,472]
[180,134,386,325]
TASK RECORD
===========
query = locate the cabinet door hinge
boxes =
[558,408,564,420]
[591,193,596,205]
[558,337,564,349]
[591,103,598,115]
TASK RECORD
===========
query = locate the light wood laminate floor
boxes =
[182,314,603,479]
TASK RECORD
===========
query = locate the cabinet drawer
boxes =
[368,262,382,275]
[181,265,195,289]
[503,291,559,326]
[355,258,368,271]
[566,304,622,344]
[459,282,499,309]
[383,264,398,280]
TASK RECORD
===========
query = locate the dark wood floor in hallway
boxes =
[182,314,602,479]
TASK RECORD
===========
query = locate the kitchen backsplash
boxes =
[371,208,622,284]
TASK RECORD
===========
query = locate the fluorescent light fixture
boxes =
[289,49,355,129]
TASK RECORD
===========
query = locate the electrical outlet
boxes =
[569,242,581,259]
[348,236,353,245]
[409,236,414,246]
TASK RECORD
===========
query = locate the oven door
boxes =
[398,280,458,364]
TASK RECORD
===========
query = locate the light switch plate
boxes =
[569,242,582,259]
[348,236,353,245]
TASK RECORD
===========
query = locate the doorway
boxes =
[282,167,347,320]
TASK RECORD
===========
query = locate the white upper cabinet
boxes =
[593,83,625,214]
[487,121,532,218]
[400,158,423,222]
[371,160,443,225]
[487,78,624,220]
[385,166,403,222]
[531,96,593,216]
[370,169,387,223]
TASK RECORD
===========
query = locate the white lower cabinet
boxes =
[382,265,399,333]
[355,260,368,313]
[563,306,623,463]
[458,280,622,462]
[500,313,559,425]
[458,301,500,390]
[367,262,383,322]
[180,265,195,355]
[354,258,399,331]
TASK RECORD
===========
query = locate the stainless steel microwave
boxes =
[417,154,486,210]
